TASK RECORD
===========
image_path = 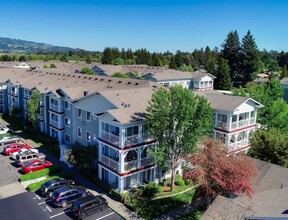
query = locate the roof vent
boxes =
[108,79,111,82]
[100,79,104,81]
[39,82,42,85]
[94,78,98,80]
[135,82,138,85]
[128,82,131,84]
[118,81,122,83]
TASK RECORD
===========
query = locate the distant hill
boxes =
[0,37,80,54]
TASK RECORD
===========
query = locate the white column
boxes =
[137,148,141,168]
[119,151,125,172]
[119,127,125,147]
[214,113,218,128]
[137,172,141,187]
[118,176,124,192]
[138,125,143,142]
[98,165,102,180]
[236,114,239,129]
[227,115,231,131]
[98,143,103,161]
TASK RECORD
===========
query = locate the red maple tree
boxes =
[183,137,258,199]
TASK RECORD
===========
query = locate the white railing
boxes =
[216,121,227,130]
[124,160,138,171]
[238,119,249,128]
[49,104,63,113]
[101,154,119,171]
[124,133,155,146]
[141,157,155,167]
[250,117,256,124]
[228,140,249,152]
[101,130,120,145]
[230,118,255,130]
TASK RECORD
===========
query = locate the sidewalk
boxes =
[0,118,142,220]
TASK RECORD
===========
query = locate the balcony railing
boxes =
[250,117,256,124]
[8,89,17,96]
[101,131,120,145]
[49,104,63,113]
[124,133,155,146]
[140,157,155,167]
[216,121,227,130]
[101,154,119,172]
[124,160,138,171]
[228,140,249,152]
[50,119,63,129]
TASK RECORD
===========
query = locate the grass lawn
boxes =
[126,186,196,220]
[2,114,60,157]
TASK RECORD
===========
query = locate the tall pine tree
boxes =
[169,56,177,69]
[215,58,232,90]
[240,30,260,85]
[221,30,241,83]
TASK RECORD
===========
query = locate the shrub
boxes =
[43,65,48,68]
[163,178,171,186]
[143,182,161,198]
[175,174,185,186]
[93,177,111,194]
[50,64,57,68]
[111,189,130,203]
[27,173,72,191]
[20,166,62,182]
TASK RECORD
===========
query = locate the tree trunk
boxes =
[170,166,175,191]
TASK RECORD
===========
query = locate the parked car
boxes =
[51,186,89,208]
[11,148,39,160]
[2,143,30,156]
[71,195,108,220]
[41,178,75,197]
[0,136,21,146]
[0,127,10,134]
[15,151,46,166]
[21,159,53,174]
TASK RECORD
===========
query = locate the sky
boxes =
[1,0,288,53]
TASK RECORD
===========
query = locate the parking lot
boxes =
[0,141,123,220]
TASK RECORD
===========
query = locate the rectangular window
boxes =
[65,134,71,143]
[77,127,82,137]
[86,131,91,142]
[93,134,97,141]
[126,126,139,137]
[77,109,82,118]
[65,117,70,126]
[86,111,91,121]
[64,101,70,110]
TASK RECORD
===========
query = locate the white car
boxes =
[0,136,21,145]
[11,148,39,160]
[0,127,10,134]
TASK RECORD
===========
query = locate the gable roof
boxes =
[194,90,263,112]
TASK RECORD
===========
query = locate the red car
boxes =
[2,143,30,156]
[21,159,53,174]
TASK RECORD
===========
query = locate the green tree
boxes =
[250,129,288,167]
[18,55,27,62]
[283,64,288,78]
[151,53,162,66]
[214,58,232,90]
[102,47,113,64]
[169,56,177,69]
[81,67,95,75]
[60,55,68,62]
[240,30,260,85]
[111,72,129,78]
[221,30,241,82]
[125,59,136,65]
[112,58,125,65]
[175,51,184,68]
[50,63,57,68]
[86,55,91,64]
[145,85,214,191]
[27,90,40,127]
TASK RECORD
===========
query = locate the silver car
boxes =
[0,136,21,145]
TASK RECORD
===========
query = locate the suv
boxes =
[51,185,88,208]
[71,195,108,220]
[15,151,46,166]
[0,136,21,145]
[41,178,75,197]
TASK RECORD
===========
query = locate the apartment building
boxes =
[0,63,262,192]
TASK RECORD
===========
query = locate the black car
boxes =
[71,195,108,220]
[41,178,75,197]
[51,185,88,208]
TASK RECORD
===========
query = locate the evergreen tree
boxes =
[101,47,113,64]
[27,90,40,127]
[283,65,288,78]
[151,53,162,66]
[85,55,91,64]
[215,58,232,90]
[169,56,177,69]
[175,50,184,68]
[221,30,241,82]
[240,30,260,85]
[126,48,134,60]
[121,48,127,61]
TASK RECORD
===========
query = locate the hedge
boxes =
[20,166,62,182]
[27,173,72,191]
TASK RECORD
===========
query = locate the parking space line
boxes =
[35,194,41,200]
[46,206,52,212]
[95,212,115,220]
[49,210,69,219]
[38,199,51,205]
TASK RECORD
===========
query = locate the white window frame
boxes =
[65,134,71,144]
[86,131,91,142]
[77,127,82,138]
[65,117,71,127]
[77,109,82,118]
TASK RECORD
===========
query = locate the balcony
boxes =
[37,114,44,121]
[50,119,63,129]
[228,140,249,152]
[124,160,138,171]
[8,89,17,96]
[216,121,227,130]
[101,154,119,172]
[24,93,29,99]
[140,157,155,167]
[101,131,120,146]
[124,133,155,147]
[49,104,63,113]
